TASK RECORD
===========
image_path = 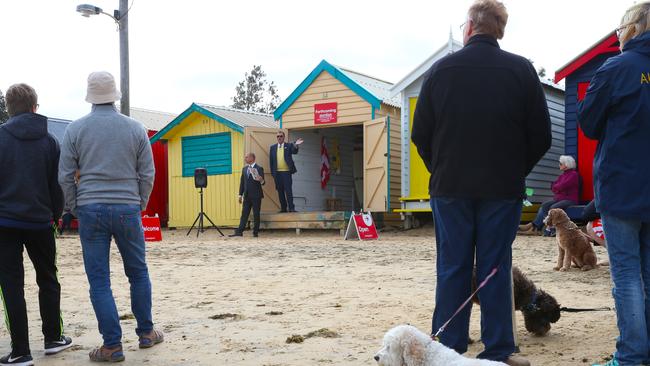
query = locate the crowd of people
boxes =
[0,0,648,365]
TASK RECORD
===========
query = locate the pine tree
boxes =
[231,65,280,114]
[0,90,9,124]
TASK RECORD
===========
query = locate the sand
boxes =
[0,227,616,365]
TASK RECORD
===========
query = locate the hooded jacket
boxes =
[578,31,650,220]
[0,113,63,228]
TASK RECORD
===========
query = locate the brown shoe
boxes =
[89,345,125,362]
[518,223,533,231]
[506,355,531,366]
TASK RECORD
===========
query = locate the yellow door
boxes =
[363,117,388,212]
[244,127,288,212]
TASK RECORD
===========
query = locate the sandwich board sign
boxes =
[142,214,163,242]
[345,211,379,240]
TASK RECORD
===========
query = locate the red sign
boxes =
[314,102,337,125]
[142,215,163,242]
[345,211,379,240]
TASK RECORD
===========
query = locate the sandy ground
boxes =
[0,226,617,365]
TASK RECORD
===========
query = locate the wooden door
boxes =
[363,117,388,212]
[244,127,288,212]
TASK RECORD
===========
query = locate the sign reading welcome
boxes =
[314,102,338,125]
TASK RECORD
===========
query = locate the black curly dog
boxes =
[472,266,561,336]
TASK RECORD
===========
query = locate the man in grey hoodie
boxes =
[59,71,161,362]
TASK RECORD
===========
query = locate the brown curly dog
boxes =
[544,208,598,271]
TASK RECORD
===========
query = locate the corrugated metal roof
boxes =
[130,107,176,131]
[337,67,401,108]
[47,118,71,143]
[197,104,277,129]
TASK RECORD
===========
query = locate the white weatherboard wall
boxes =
[288,126,360,212]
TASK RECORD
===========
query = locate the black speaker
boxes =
[194,168,207,188]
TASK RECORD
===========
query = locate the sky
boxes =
[0,0,633,121]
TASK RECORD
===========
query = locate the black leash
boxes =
[560,306,611,313]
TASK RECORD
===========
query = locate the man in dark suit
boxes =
[269,131,303,212]
[230,153,265,237]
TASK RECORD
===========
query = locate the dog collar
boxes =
[523,290,539,313]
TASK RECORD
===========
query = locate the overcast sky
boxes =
[0,0,632,120]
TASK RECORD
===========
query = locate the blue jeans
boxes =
[430,197,522,362]
[76,204,153,348]
[601,214,650,365]
[532,199,576,229]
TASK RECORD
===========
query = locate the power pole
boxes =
[119,0,130,116]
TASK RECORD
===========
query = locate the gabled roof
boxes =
[130,107,176,131]
[554,31,620,83]
[273,60,394,120]
[390,38,464,97]
[150,103,276,144]
[338,67,400,108]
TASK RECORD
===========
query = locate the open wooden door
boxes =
[363,117,388,212]
[244,127,288,212]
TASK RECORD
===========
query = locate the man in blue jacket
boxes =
[579,3,650,365]
[411,1,550,365]
[0,83,73,366]
[269,131,303,212]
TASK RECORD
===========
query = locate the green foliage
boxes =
[231,65,281,114]
[0,90,9,124]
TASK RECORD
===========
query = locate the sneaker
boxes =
[592,359,619,366]
[0,353,33,366]
[45,335,73,355]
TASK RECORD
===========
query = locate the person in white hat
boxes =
[58,71,162,362]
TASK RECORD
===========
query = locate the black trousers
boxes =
[0,227,63,355]
[236,196,262,234]
[274,172,294,211]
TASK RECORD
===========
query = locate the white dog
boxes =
[374,325,507,366]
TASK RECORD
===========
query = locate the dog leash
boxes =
[432,267,498,341]
[560,306,611,312]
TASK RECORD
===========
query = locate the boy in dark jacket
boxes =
[0,84,72,366]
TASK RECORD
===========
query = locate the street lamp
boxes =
[76,1,130,116]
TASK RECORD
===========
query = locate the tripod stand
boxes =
[187,187,224,237]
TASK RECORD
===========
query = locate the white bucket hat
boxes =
[85,71,121,104]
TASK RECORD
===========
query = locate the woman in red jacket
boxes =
[519,155,580,235]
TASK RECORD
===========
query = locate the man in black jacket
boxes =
[411,1,551,365]
[269,131,303,212]
[230,153,265,237]
[0,84,73,365]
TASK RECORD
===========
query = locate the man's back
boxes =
[412,35,551,200]
[59,104,154,211]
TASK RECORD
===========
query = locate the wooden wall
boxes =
[166,112,243,228]
[281,71,372,129]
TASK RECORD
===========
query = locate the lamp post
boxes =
[77,1,130,116]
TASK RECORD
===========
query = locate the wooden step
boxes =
[260,211,346,221]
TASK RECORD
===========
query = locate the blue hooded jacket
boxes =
[578,31,650,220]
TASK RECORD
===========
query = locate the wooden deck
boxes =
[257,211,349,235]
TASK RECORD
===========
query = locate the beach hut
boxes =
[149,103,277,228]
[389,39,566,227]
[554,31,619,204]
[271,60,402,220]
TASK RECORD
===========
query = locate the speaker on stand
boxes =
[187,167,224,237]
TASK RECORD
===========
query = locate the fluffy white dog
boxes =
[374,325,507,366]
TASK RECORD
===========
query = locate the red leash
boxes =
[432,267,498,341]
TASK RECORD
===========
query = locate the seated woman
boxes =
[519,155,580,235]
